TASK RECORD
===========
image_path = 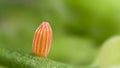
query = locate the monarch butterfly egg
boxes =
[32,21,52,57]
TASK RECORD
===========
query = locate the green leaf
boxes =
[97,36,120,67]
[0,48,74,68]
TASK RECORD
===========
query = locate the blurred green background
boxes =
[0,0,120,66]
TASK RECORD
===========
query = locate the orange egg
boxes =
[32,22,52,57]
